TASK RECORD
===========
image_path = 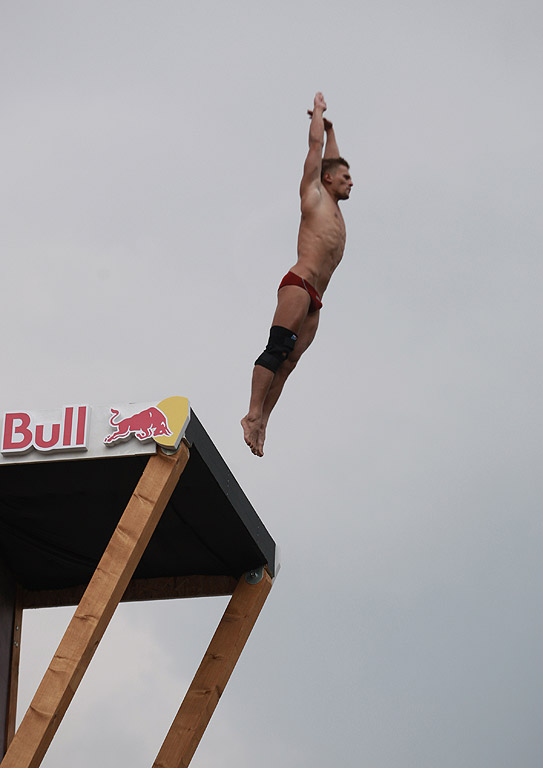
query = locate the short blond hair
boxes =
[321,157,349,180]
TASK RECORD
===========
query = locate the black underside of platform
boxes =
[0,412,275,593]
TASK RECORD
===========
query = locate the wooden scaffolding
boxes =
[0,412,277,767]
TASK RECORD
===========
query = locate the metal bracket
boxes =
[159,437,192,456]
[244,566,264,585]
[159,446,178,455]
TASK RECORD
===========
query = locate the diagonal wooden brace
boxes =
[0,443,190,768]
[153,568,272,768]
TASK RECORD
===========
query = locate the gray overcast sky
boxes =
[2,1,543,766]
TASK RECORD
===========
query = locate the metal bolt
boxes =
[245,566,264,585]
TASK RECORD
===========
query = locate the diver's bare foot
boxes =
[241,414,264,457]
[255,424,267,457]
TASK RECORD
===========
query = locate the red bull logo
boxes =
[0,396,190,465]
[104,406,172,445]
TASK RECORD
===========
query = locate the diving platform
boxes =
[0,398,277,767]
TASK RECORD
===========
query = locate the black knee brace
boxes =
[255,326,298,373]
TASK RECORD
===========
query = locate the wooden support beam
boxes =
[0,444,189,768]
[153,569,273,768]
[0,562,16,759]
[4,588,22,750]
[21,574,238,610]
[120,575,238,604]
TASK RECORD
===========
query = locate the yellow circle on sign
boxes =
[153,396,190,450]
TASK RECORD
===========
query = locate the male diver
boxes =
[241,92,352,456]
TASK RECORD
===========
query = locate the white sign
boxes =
[0,397,190,466]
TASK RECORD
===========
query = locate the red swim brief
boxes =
[278,271,323,313]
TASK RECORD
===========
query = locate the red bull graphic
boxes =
[104,406,172,445]
[0,396,190,465]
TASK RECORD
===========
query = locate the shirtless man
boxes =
[241,92,352,456]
